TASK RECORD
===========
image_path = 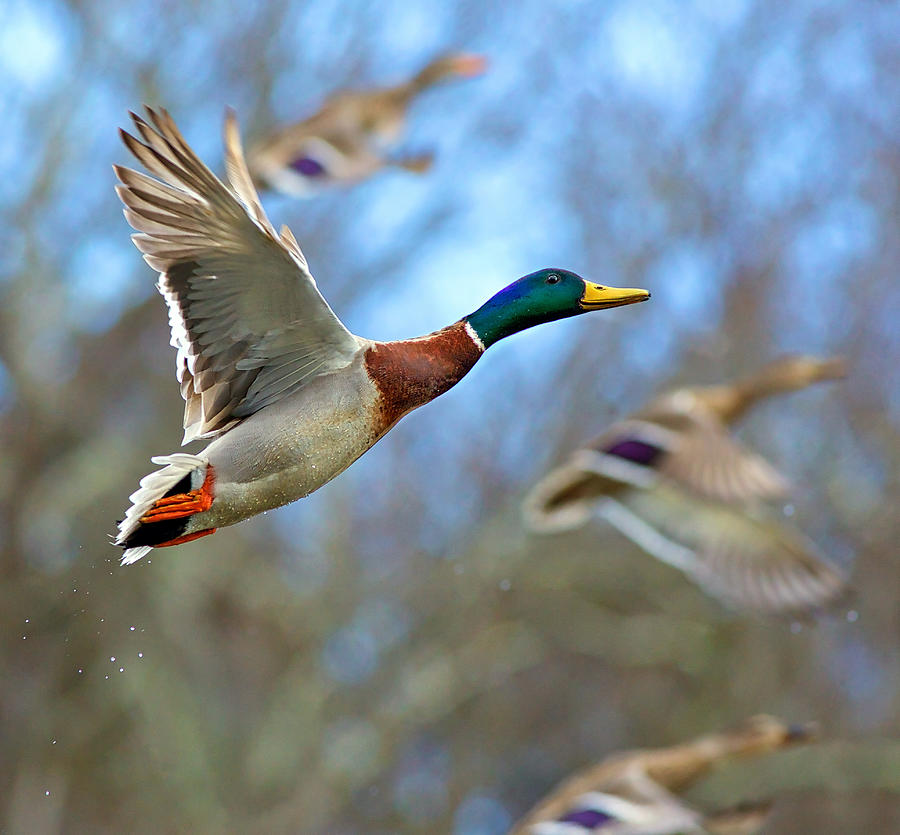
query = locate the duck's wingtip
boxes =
[223,105,239,133]
[522,462,600,534]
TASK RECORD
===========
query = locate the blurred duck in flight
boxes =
[248,52,486,196]
[509,715,817,835]
[524,356,849,615]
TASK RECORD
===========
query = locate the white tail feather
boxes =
[116,453,207,565]
[121,545,152,566]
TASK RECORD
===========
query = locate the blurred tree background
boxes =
[1,0,898,832]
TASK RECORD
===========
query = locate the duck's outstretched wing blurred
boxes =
[607,487,850,615]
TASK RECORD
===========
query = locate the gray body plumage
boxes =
[191,349,384,530]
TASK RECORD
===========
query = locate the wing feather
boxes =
[116,106,360,442]
[622,489,850,614]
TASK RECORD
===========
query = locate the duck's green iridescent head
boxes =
[465,268,649,349]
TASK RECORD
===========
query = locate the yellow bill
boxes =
[580,281,651,310]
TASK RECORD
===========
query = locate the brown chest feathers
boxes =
[365,322,483,429]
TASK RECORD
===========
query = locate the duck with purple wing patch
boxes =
[509,716,817,835]
[523,357,849,615]
[113,107,649,564]
[248,52,487,196]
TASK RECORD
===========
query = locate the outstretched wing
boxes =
[687,522,849,615]
[612,487,849,615]
[115,107,360,442]
[521,450,647,533]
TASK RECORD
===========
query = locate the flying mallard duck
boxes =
[510,715,817,834]
[112,107,649,564]
[523,356,848,614]
[247,52,486,196]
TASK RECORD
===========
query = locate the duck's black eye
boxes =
[546,273,560,285]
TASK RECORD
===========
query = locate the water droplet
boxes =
[22,635,26,640]
[499,579,511,591]
[110,656,116,662]
[119,667,124,673]
[138,652,143,659]
[129,626,135,631]
[846,609,859,623]
[104,675,109,680]
[77,668,83,674]
[45,790,50,797]
[25,618,30,623]
[51,739,57,745]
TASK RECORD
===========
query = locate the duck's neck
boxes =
[385,65,450,109]
[365,321,484,427]
[711,363,812,424]
[465,292,578,349]
[639,732,750,793]
[641,723,787,793]
[410,56,460,92]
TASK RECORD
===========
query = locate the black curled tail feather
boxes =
[118,515,190,550]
